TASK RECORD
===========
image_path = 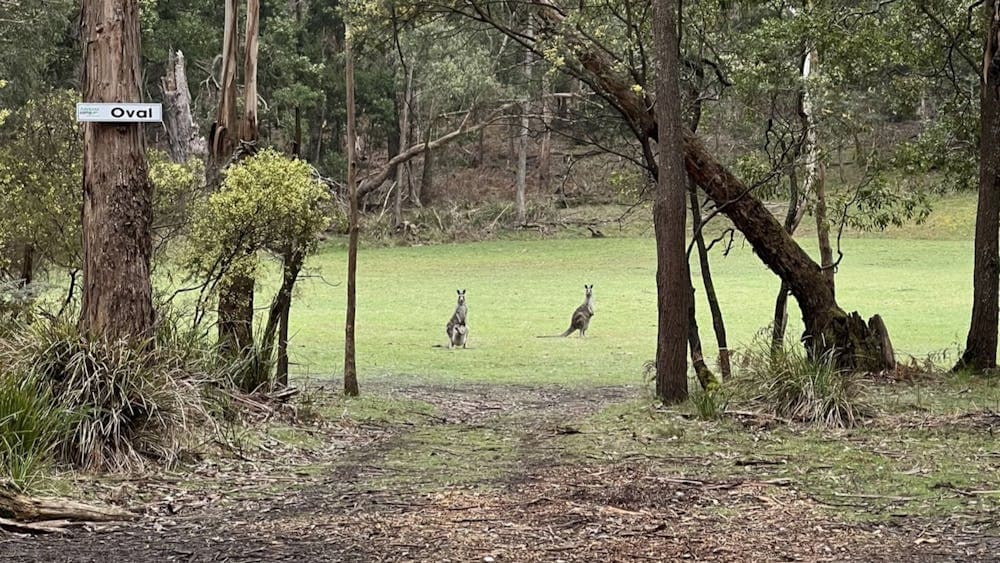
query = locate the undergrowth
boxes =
[360,200,558,244]
[0,314,213,477]
[731,340,871,428]
[0,372,75,489]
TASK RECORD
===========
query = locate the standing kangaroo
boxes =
[446,289,468,348]
[539,285,594,338]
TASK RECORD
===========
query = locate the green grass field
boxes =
[272,194,976,385]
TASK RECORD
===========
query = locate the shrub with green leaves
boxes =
[185,148,332,280]
[148,149,206,255]
[733,340,871,428]
[0,90,82,282]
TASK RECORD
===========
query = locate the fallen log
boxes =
[0,487,135,524]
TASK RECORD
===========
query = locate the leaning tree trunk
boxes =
[79,0,155,343]
[652,0,689,404]
[683,132,889,371]
[957,0,1000,372]
[529,0,891,371]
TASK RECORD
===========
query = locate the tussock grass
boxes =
[690,383,729,421]
[0,372,75,489]
[0,317,210,472]
[731,340,871,428]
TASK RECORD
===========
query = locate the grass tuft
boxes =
[732,340,871,428]
[0,372,76,489]
[690,382,729,420]
[0,317,209,472]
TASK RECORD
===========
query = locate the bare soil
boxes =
[1,382,996,562]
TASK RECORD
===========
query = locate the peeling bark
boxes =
[79,0,155,343]
[161,50,203,163]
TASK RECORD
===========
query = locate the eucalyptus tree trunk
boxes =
[800,43,834,293]
[161,50,200,164]
[79,0,155,343]
[956,0,1000,372]
[393,63,413,227]
[241,0,260,144]
[515,21,532,225]
[652,0,689,403]
[343,22,360,397]
[210,0,239,169]
[214,0,260,359]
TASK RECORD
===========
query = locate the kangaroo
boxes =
[446,289,468,349]
[539,284,594,338]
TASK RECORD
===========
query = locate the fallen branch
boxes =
[0,487,135,524]
[0,517,76,535]
[358,102,517,198]
[831,492,915,502]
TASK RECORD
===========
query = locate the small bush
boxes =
[733,340,871,428]
[0,318,208,472]
[0,372,75,489]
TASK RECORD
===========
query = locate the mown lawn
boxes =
[269,194,975,384]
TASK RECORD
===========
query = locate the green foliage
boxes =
[733,340,871,428]
[148,150,206,253]
[690,382,729,421]
[0,372,75,489]
[186,149,332,284]
[0,0,77,105]
[892,108,979,194]
[0,90,82,279]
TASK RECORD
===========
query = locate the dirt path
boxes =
[0,382,993,561]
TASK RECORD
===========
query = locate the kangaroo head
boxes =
[584,284,593,298]
[456,289,466,305]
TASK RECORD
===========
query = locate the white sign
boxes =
[76,103,163,123]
